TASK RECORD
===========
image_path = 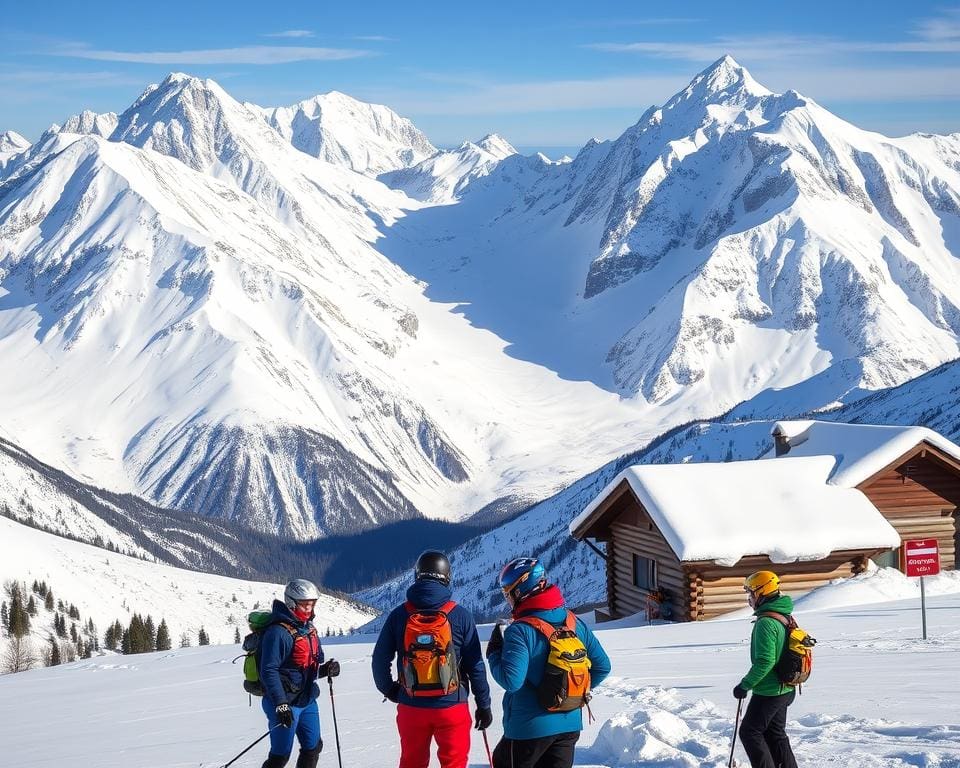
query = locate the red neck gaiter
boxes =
[292,607,313,623]
[513,584,566,619]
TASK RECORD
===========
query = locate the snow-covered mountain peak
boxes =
[111,72,257,173]
[0,130,30,153]
[687,55,768,99]
[60,109,119,138]
[475,133,516,157]
[262,90,436,175]
[379,132,517,203]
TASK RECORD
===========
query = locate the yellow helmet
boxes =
[744,570,780,598]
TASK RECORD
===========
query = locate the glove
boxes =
[384,681,401,703]
[319,659,340,678]
[733,685,748,700]
[486,622,504,658]
[474,706,493,731]
[275,703,294,728]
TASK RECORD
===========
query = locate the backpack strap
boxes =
[758,611,796,630]
[404,600,457,615]
[516,616,557,638]
[517,610,578,637]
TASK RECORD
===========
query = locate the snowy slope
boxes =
[379,133,517,203]
[386,56,960,415]
[261,90,436,175]
[361,353,960,618]
[0,516,376,651]
[3,60,960,549]
[0,74,662,542]
[4,573,960,767]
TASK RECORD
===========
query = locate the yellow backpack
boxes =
[759,611,816,687]
[517,611,592,712]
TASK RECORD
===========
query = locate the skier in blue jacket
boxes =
[259,579,339,768]
[486,557,611,768]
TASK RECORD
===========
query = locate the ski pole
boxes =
[328,675,344,768]
[728,697,744,768]
[482,729,494,768]
[220,724,281,768]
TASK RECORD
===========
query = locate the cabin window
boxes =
[632,554,658,591]
[870,548,899,570]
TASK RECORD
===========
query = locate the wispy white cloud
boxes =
[586,34,960,62]
[0,68,143,86]
[263,30,315,39]
[585,8,960,62]
[913,8,960,41]
[49,44,374,65]
[353,35,395,42]
[378,64,960,117]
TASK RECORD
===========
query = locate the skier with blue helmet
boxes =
[486,557,611,768]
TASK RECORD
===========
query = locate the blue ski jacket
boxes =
[259,599,324,708]
[372,580,492,709]
[488,606,611,740]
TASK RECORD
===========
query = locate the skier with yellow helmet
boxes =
[733,571,799,768]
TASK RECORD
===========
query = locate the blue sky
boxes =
[2,0,959,152]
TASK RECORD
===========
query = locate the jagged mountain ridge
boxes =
[379,133,518,203]
[387,56,960,413]
[0,74,652,541]
[260,90,437,175]
[0,120,467,538]
[2,59,960,549]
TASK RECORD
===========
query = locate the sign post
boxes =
[902,538,940,640]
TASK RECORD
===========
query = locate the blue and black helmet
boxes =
[499,557,547,607]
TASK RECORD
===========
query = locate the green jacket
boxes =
[740,594,794,697]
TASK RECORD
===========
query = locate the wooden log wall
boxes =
[609,516,688,621]
[686,552,869,620]
[859,452,960,571]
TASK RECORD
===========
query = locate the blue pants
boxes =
[261,698,322,757]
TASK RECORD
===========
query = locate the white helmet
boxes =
[284,578,320,610]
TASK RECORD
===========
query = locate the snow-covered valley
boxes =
[2,56,959,546]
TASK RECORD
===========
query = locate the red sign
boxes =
[903,538,940,577]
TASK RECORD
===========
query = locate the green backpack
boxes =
[237,611,297,696]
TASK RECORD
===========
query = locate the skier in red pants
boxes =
[372,550,492,768]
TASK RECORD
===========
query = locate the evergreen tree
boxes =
[1,601,8,632]
[69,604,80,620]
[44,591,53,612]
[198,627,210,646]
[233,626,241,644]
[155,619,172,651]
[121,627,131,654]
[127,614,147,654]
[144,615,156,651]
[55,613,67,639]
[26,596,37,616]
[9,586,30,638]
[70,623,78,644]
[49,636,61,667]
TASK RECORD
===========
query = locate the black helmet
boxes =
[414,550,451,586]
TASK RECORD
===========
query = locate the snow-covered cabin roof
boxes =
[766,421,960,487]
[569,455,900,566]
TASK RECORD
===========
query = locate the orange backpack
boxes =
[517,611,592,712]
[400,600,460,697]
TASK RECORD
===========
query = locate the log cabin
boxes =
[570,421,960,621]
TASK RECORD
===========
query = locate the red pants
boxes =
[396,702,471,768]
